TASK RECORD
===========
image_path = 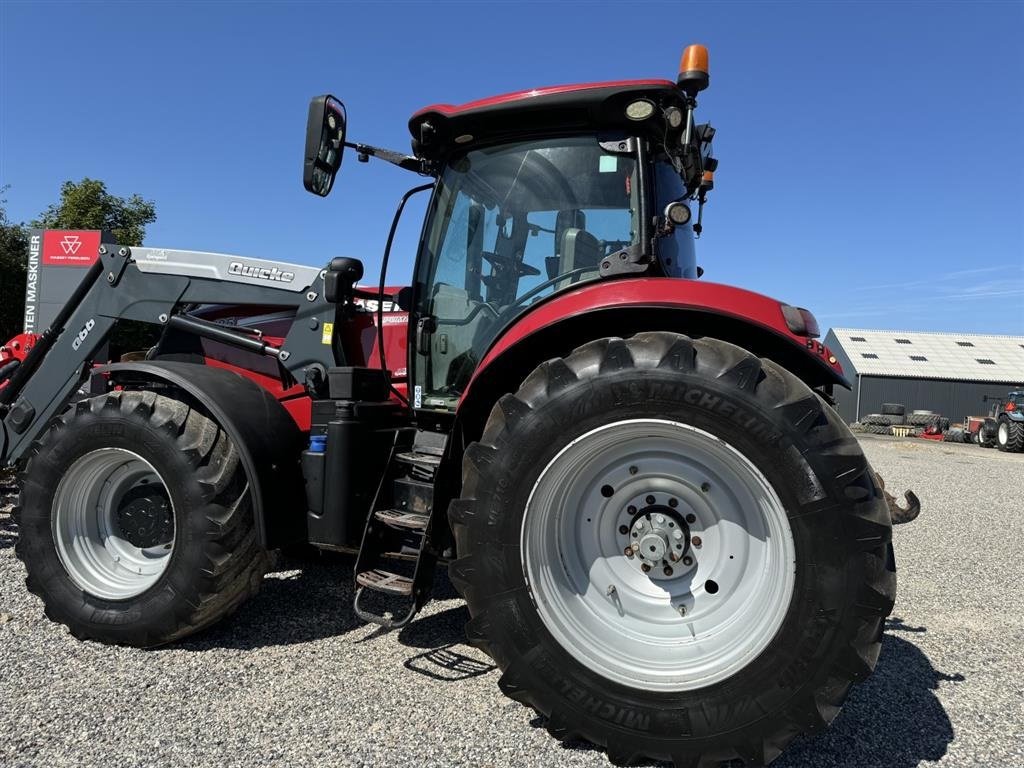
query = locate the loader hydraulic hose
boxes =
[167,314,285,359]
[0,259,105,408]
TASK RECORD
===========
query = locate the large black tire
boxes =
[996,418,1024,453]
[14,391,267,647]
[449,334,895,766]
[862,413,903,426]
[979,418,999,448]
[880,402,905,416]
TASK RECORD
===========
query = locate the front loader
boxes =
[1,45,919,767]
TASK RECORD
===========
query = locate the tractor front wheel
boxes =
[449,333,896,766]
[14,391,267,647]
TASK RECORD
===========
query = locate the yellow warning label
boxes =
[321,322,333,345]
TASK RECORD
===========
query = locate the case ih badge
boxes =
[0,45,922,767]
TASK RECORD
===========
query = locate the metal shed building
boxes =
[824,328,1024,424]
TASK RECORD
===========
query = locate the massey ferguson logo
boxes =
[60,235,83,255]
[228,261,295,283]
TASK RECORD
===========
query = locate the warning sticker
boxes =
[321,322,334,345]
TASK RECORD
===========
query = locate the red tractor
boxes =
[0,46,916,766]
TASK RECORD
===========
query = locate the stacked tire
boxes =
[906,411,948,431]
[862,413,904,427]
[943,427,967,443]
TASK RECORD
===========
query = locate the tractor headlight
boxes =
[625,99,655,121]
[664,202,692,226]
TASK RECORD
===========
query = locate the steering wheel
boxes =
[480,250,541,277]
[498,267,594,314]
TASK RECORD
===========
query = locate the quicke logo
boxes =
[228,261,295,283]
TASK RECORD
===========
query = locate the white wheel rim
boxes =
[52,448,176,600]
[521,419,796,692]
[998,422,1008,445]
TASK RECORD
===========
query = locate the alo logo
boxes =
[71,318,96,351]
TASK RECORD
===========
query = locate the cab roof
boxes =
[408,79,684,159]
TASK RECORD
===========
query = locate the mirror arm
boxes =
[345,141,431,174]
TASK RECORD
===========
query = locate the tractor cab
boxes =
[408,83,711,409]
[303,75,717,411]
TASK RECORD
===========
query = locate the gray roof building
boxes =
[824,328,1024,423]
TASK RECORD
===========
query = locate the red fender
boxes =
[461,278,845,408]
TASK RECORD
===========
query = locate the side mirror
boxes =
[303,95,347,196]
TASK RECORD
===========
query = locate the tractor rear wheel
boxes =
[997,418,1024,453]
[14,391,267,646]
[449,333,896,767]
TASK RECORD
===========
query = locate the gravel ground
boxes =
[1,437,1022,768]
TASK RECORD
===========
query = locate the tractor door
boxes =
[410,135,640,411]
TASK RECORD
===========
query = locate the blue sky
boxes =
[1,1,1021,336]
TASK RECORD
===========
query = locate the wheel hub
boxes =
[626,503,690,579]
[116,485,174,549]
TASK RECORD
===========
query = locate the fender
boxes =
[99,361,306,548]
[455,278,847,441]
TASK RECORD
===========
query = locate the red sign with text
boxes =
[41,230,102,267]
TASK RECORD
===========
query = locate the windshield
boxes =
[413,135,639,410]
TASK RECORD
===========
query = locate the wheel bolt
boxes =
[629,465,638,475]
[663,566,673,576]
[655,514,665,524]
[692,536,702,547]
[641,563,651,573]
[619,525,629,535]
[683,556,693,566]
[685,513,696,524]
[701,482,711,493]
[646,495,656,505]
[627,505,637,515]
[624,546,634,558]
[677,605,687,616]
[673,530,683,540]
[668,498,678,508]
[606,584,617,597]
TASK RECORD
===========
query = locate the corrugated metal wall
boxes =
[834,376,1021,423]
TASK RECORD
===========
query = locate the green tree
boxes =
[0,190,29,343]
[31,178,156,245]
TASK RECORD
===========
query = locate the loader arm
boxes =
[1,245,340,465]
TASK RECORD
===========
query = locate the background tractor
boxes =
[0,45,916,766]
[994,391,1024,452]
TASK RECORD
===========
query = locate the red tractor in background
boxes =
[0,46,918,766]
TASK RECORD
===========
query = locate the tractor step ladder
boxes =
[353,439,442,630]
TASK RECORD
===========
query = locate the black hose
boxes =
[0,360,20,384]
[378,182,434,406]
